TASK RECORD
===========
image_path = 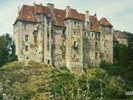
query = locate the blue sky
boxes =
[0,0,133,35]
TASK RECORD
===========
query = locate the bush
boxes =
[0,61,132,99]
[28,61,49,67]
[0,61,23,71]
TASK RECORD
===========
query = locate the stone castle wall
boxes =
[13,4,113,70]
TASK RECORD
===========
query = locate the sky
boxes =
[0,0,133,35]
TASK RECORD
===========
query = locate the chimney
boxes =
[94,13,97,17]
[47,3,54,9]
[66,6,70,17]
[17,6,21,17]
[85,10,90,22]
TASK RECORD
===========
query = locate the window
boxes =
[25,35,28,41]
[61,40,65,48]
[47,33,49,38]
[84,32,88,37]
[47,33,50,50]
[95,52,98,59]
[104,42,106,47]
[48,60,50,64]
[25,45,28,51]
[47,43,49,50]
[33,31,38,44]
[26,56,29,60]
[92,32,93,37]
[98,33,100,39]
[73,40,78,49]
[95,42,98,47]
[95,33,100,40]
[74,21,77,25]
[90,22,93,27]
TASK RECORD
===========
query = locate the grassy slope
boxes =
[0,61,132,100]
[0,61,57,100]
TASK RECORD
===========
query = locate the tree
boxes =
[0,34,17,66]
[49,68,127,100]
[113,43,128,66]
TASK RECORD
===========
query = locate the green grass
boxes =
[0,61,132,100]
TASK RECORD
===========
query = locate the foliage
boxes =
[0,61,54,100]
[113,44,129,66]
[49,68,128,100]
[100,62,133,99]
[0,34,17,66]
[0,61,132,100]
[112,43,133,87]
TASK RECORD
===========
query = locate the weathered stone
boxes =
[13,4,113,71]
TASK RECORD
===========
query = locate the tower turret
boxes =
[99,17,113,63]
[65,7,84,72]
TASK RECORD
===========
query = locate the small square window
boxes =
[25,45,28,51]
[95,42,98,46]
[26,57,29,60]
[25,35,28,41]
[61,40,65,47]
[73,40,78,49]
[95,52,98,59]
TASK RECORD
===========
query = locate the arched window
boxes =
[92,32,93,37]
[84,32,88,37]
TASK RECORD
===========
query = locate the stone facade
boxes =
[113,30,128,46]
[13,3,113,71]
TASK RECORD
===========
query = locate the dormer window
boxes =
[25,35,28,41]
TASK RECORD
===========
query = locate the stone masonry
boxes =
[13,3,113,71]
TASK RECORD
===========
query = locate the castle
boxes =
[13,3,113,71]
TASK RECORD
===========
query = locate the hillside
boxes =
[0,61,132,100]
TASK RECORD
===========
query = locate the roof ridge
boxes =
[14,3,112,32]
[99,17,113,27]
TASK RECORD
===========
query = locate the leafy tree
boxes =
[113,43,128,66]
[49,68,127,100]
[0,34,17,66]
[128,35,133,66]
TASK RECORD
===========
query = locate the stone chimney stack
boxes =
[66,6,70,17]
[85,10,90,22]
[47,3,55,9]
[17,6,21,17]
